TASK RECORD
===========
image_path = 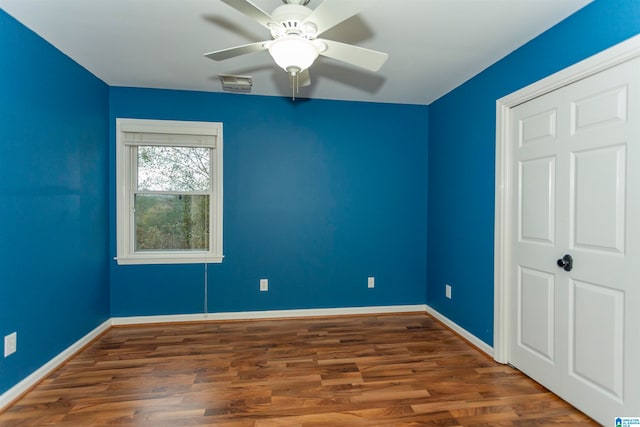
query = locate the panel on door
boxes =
[571,85,627,134]
[570,279,624,401]
[571,138,626,254]
[519,157,555,245]
[520,108,557,146]
[518,266,555,362]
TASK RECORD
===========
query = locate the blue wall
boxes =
[109,89,429,316]
[427,0,640,345]
[0,11,110,394]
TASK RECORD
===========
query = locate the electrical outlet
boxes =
[4,332,17,357]
[260,278,268,292]
[368,276,375,288]
[445,284,452,299]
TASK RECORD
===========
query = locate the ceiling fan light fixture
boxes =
[268,36,319,74]
[206,0,388,97]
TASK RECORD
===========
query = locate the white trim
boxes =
[0,319,112,412]
[425,305,494,358]
[111,305,429,325]
[115,255,224,265]
[493,34,640,364]
[118,119,220,136]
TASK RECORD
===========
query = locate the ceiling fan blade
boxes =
[220,0,275,29]
[299,69,311,87]
[303,0,367,36]
[204,41,269,61]
[290,69,311,88]
[318,39,388,72]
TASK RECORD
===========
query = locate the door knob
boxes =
[557,254,573,272]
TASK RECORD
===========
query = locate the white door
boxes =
[510,56,640,424]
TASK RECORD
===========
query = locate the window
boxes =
[116,119,223,265]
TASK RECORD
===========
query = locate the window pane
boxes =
[134,194,210,251]
[137,146,210,192]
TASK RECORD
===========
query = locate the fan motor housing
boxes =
[270,5,316,39]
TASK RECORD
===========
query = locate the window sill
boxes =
[115,255,224,265]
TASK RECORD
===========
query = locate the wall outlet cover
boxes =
[368,277,375,288]
[4,332,17,357]
[260,278,268,292]
[445,284,452,299]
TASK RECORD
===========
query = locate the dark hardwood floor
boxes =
[0,313,597,426]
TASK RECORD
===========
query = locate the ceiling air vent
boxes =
[219,74,253,93]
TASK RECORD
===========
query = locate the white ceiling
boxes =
[1,0,592,105]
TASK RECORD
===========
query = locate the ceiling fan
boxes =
[204,0,389,97]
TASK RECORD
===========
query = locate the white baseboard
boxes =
[425,305,494,358]
[1,304,493,412]
[0,319,112,412]
[111,305,493,357]
[111,305,428,325]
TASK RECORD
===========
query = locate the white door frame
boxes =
[493,34,640,364]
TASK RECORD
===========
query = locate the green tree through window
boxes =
[135,146,211,251]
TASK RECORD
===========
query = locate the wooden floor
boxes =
[0,313,596,426]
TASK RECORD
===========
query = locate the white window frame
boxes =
[115,118,223,265]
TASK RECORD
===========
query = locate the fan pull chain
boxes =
[290,70,298,101]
